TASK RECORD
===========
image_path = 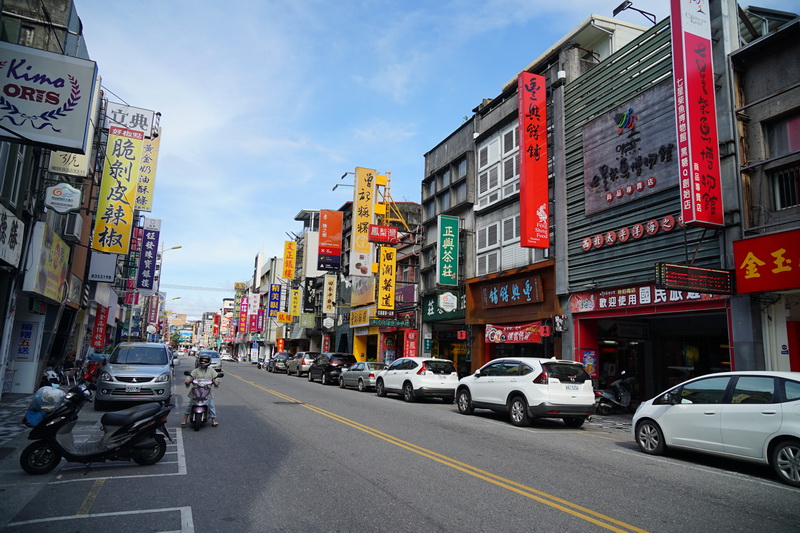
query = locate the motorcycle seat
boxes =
[100,402,162,426]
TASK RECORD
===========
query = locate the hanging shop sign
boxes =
[0,203,24,268]
[733,228,800,293]
[22,222,69,303]
[670,0,724,227]
[323,274,337,314]
[349,306,376,328]
[136,128,162,212]
[480,275,542,309]
[48,77,102,176]
[282,241,297,279]
[290,289,301,316]
[268,284,281,318]
[437,215,459,286]
[369,224,399,244]
[485,322,546,344]
[302,278,316,313]
[318,209,343,271]
[404,329,418,358]
[421,291,466,322]
[369,318,411,328]
[569,283,727,314]
[517,71,550,248]
[0,41,98,152]
[581,214,679,251]
[350,167,376,277]
[378,246,396,311]
[582,82,678,215]
[655,262,733,295]
[45,182,82,214]
[136,218,160,290]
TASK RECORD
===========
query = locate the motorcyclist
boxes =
[181,354,220,427]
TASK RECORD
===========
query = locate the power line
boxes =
[160,284,234,292]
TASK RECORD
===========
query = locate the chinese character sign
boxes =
[92,126,144,253]
[517,71,550,248]
[282,241,297,279]
[268,284,281,318]
[733,228,800,293]
[323,274,337,314]
[437,215,459,286]
[136,218,160,290]
[91,305,108,349]
[670,0,724,227]
[350,167,376,277]
[290,289,301,316]
[404,330,418,358]
[135,128,162,212]
[378,247,396,311]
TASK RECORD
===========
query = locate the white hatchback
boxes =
[632,371,800,487]
[456,357,595,427]
[375,357,458,402]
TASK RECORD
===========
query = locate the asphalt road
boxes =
[0,358,798,532]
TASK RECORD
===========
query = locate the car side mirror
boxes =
[475,370,484,378]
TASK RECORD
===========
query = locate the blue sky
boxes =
[72,0,794,318]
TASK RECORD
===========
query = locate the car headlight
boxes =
[98,371,113,382]
[155,373,170,383]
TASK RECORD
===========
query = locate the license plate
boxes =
[125,385,141,393]
[565,384,580,391]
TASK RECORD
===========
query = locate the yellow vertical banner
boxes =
[378,246,396,311]
[92,126,144,253]
[323,274,337,314]
[135,127,162,212]
[282,241,297,279]
[353,167,375,253]
[290,289,301,316]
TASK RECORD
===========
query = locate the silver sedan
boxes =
[339,361,387,392]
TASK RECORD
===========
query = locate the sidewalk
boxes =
[0,392,34,458]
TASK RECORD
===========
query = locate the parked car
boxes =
[286,351,320,377]
[94,342,174,411]
[195,350,222,372]
[375,357,458,402]
[455,357,594,427]
[267,352,293,373]
[308,352,357,385]
[339,361,387,391]
[632,370,800,487]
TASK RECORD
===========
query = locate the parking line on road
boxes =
[230,372,650,533]
[6,506,194,531]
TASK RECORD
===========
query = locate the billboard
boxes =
[517,72,549,248]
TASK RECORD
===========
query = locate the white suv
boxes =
[375,357,458,402]
[456,358,595,427]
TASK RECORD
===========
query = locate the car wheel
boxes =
[508,396,530,426]
[133,435,167,466]
[402,382,416,402]
[376,379,386,397]
[770,438,800,487]
[339,377,346,389]
[321,373,329,385]
[357,379,366,392]
[563,416,586,428]
[20,441,62,475]
[457,389,474,415]
[635,419,665,455]
[308,371,314,382]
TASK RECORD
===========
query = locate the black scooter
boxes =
[594,371,637,415]
[20,383,173,475]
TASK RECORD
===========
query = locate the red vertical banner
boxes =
[213,314,220,336]
[404,330,418,358]
[517,72,550,248]
[91,305,108,349]
[318,209,343,271]
[671,0,724,227]
[322,334,331,352]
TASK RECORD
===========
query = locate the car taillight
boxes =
[532,370,549,385]
[368,372,375,378]
[417,363,428,375]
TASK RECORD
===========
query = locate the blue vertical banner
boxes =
[136,218,161,290]
[268,284,282,317]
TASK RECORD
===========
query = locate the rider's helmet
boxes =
[198,355,211,369]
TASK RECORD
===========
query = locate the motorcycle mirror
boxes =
[183,371,191,376]
[216,373,224,378]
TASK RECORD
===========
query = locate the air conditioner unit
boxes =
[62,212,83,242]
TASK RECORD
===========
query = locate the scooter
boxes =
[594,371,636,415]
[20,383,172,475]
[184,371,224,431]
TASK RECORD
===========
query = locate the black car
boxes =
[267,352,292,373]
[308,352,357,385]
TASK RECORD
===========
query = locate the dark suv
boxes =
[308,352,357,385]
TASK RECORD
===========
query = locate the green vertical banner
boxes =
[437,215,459,286]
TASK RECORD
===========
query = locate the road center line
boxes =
[230,372,649,533]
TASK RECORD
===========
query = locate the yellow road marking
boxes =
[229,372,649,533]
[76,478,105,515]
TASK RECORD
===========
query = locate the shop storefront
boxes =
[421,291,469,376]
[571,283,730,401]
[465,261,560,373]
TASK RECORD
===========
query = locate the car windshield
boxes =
[543,362,591,382]
[425,360,456,374]
[110,346,168,365]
